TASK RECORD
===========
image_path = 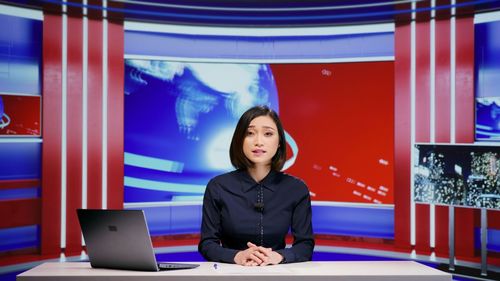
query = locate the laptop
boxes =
[77,209,200,271]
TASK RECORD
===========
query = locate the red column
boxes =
[434,17,452,258]
[65,15,84,255]
[107,20,124,209]
[41,8,125,257]
[41,13,63,257]
[87,17,103,210]
[454,16,476,261]
[415,20,431,255]
[394,22,412,251]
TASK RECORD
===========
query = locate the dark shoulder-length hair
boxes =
[229,105,287,172]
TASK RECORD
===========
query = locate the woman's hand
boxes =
[234,242,283,266]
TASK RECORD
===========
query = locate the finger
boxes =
[250,261,258,266]
[257,252,271,262]
[247,242,257,248]
[253,250,269,263]
[256,246,272,255]
[249,253,263,264]
[244,259,258,266]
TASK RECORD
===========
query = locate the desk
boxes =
[17,261,452,281]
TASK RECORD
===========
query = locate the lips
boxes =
[252,149,266,155]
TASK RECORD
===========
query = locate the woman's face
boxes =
[243,115,280,168]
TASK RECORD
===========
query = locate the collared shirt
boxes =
[198,169,315,263]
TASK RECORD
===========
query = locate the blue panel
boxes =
[312,205,394,239]
[128,205,202,236]
[125,30,393,60]
[0,271,23,281]
[0,187,39,200]
[0,142,41,180]
[0,14,42,95]
[155,251,205,262]
[0,225,39,252]
[129,204,393,239]
[474,227,500,252]
[312,252,397,262]
[475,20,500,141]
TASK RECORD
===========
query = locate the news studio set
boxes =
[0,1,499,281]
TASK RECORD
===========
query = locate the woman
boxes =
[198,105,314,266]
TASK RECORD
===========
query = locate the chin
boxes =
[251,159,272,166]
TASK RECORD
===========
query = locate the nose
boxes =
[255,133,264,146]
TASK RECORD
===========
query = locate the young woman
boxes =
[198,105,314,266]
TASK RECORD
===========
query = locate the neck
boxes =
[247,165,271,183]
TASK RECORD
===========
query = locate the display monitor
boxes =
[0,94,41,137]
[124,59,394,205]
[475,20,500,141]
[414,144,499,209]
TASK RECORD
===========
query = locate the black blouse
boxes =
[198,169,314,263]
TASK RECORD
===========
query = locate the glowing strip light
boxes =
[112,0,423,12]
[430,0,436,250]
[124,152,184,173]
[124,21,395,37]
[410,0,416,247]
[124,176,205,193]
[474,10,500,24]
[124,54,395,64]
[0,138,42,143]
[450,1,456,144]
[0,3,43,20]
[82,0,88,247]
[170,196,204,201]
[82,0,88,212]
[38,0,498,22]
[61,1,68,250]
[123,201,201,208]
[102,0,108,209]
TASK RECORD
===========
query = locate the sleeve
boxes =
[275,183,315,263]
[198,179,239,263]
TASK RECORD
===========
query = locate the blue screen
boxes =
[475,20,500,141]
[124,59,280,203]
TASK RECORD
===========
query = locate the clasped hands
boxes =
[234,242,283,266]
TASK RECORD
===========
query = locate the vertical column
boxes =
[41,0,124,256]
[454,15,476,260]
[41,13,63,256]
[106,19,124,209]
[394,22,412,251]
[65,14,84,254]
[87,3,103,210]
[434,15,451,258]
[415,18,431,255]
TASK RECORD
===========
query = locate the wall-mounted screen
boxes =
[124,59,394,205]
[414,144,499,209]
[475,20,500,141]
[0,94,41,137]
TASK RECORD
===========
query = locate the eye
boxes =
[246,131,255,136]
[265,132,274,137]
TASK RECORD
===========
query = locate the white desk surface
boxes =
[17,261,452,281]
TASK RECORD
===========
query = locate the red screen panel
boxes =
[0,94,41,137]
[275,62,394,204]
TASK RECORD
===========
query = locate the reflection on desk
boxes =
[17,261,452,281]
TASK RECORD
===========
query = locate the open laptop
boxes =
[77,209,199,271]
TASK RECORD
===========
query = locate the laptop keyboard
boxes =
[158,263,200,270]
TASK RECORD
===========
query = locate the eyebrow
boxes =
[248,125,277,131]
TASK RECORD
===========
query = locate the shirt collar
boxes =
[238,169,279,193]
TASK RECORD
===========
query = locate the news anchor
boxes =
[198,105,314,266]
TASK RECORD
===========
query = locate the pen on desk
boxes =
[213,263,218,270]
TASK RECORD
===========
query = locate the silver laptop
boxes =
[77,209,199,271]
